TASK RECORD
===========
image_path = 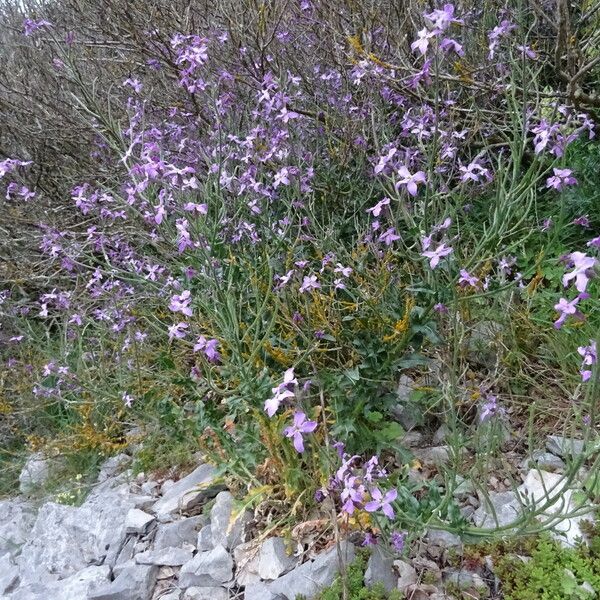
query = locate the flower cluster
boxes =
[421,218,453,270]
[578,341,597,383]
[554,252,597,333]
[333,452,395,519]
[264,368,317,453]
[315,450,406,551]
[411,3,463,57]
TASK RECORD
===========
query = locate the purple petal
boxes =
[292,432,305,453]
[293,411,306,427]
[384,489,398,502]
[300,420,318,433]
[264,398,279,417]
[370,487,383,501]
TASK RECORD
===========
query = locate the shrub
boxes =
[0,0,598,564]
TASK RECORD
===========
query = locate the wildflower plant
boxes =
[0,0,598,573]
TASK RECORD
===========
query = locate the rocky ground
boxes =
[0,431,594,600]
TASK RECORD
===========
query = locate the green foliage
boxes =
[1,1,599,552]
[307,550,403,600]
[494,535,600,600]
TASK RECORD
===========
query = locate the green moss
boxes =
[304,550,403,600]
[493,535,600,600]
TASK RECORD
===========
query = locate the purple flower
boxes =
[373,149,397,175]
[69,314,82,326]
[459,160,491,183]
[396,166,426,196]
[424,4,462,31]
[378,227,401,246]
[334,264,353,277]
[573,215,590,228]
[122,392,134,408]
[517,45,537,59]
[362,533,379,547]
[169,290,193,316]
[168,322,189,340]
[546,168,577,191]
[422,233,433,251]
[123,78,143,93]
[265,367,297,417]
[23,18,52,36]
[440,38,464,55]
[553,297,580,329]
[562,252,596,293]
[480,394,502,421]
[284,411,318,453]
[422,243,453,269]
[320,252,336,272]
[498,256,516,275]
[578,341,597,382]
[488,19,516,59]
[278,106,299,123]
[364,455,387,483]
[366,197,390,217]
[333,441,345,458]
[390,531,406,553]
[299,274,321,293]
[315,488,327,503]
[587,236,600,249]
[364,487,397,519]
[273,167,291,188]
[437,217,452,231]
[458,269,479,288]
[275,269,295,290]
[541,218,553,232]
[434,303,448,313]
[411,28,435,55]
[409,58,432,88]
[340,475,366,515]
[42,362,55,376]
[176,218,194,253]
[184,202,208,214]
[0,158,31,179]
[531,120,568,156]
[193,336,221,362]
